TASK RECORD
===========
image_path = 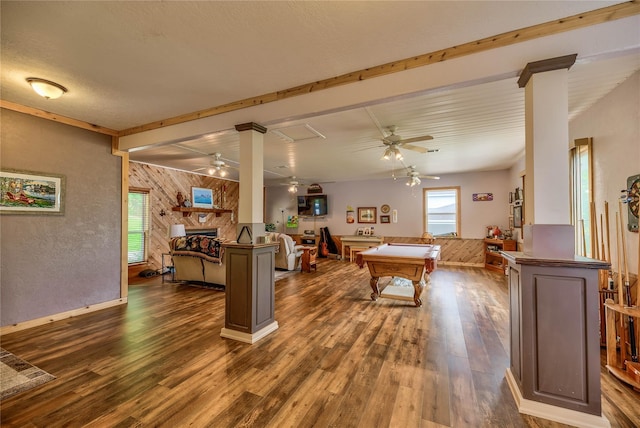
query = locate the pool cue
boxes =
[605,201,611,262]
[592,202,599,260]
[619,200,638,363]
[600,213,606,262]
[593,211,605,289]
[616,211,627,365]
[605,202,615,291]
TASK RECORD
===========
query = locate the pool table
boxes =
[356,243,440,307]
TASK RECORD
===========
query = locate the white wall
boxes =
[266,169,513,239]
[569,70,639,275]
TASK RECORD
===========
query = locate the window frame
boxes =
[128,187,151,265]
[423,186,461,237]
[570,138,593,258]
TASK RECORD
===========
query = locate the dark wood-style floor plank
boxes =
[1,261,638,427]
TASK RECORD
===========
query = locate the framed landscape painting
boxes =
[0,169,65,215]
[191,187,213,209]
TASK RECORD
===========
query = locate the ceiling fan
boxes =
[402,165,440,187]
[281,176,307,193]
[380,125,435,160]
[193,152,236,177]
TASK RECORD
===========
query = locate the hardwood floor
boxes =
[1,261,638,427]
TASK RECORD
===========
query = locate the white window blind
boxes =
[128,190,150,264]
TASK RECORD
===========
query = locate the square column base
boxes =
[220,321,279,344]
[505,369,610,428]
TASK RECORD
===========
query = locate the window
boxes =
[570,138,593,257]
[424,187,460,237]
[128,188,150,264]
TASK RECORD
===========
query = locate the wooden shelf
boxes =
[605,300,640,391]
[484,238,516,274]
[171,207,232,217]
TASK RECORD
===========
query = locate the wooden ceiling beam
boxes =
[0,100,119,136]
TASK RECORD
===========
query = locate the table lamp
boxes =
[169,224,186,238]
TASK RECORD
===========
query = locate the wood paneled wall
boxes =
[384,236,485,265]
[129,162,238,271]
[305,235,485,266]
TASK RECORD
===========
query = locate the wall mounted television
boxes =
[297,194,328,217]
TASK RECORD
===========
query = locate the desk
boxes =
[357,243,440,307]
[340,235,384,261]
[300,246,317,273]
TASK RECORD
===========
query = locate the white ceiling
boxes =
[2,1,639,186]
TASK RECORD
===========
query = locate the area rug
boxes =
[0,348,55,400]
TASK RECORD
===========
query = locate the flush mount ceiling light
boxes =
[26,77,68,99]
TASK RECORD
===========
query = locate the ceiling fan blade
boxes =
[420,175,441,180]
[400,144,429,154]
[400,135,434,144]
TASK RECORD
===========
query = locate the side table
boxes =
[161,252,175,283]
[300,246,317,273]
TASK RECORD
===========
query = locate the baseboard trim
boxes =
[505,369,610,428]
[220,321,279,344]
[0,298,128,335]
[439,261,484,268]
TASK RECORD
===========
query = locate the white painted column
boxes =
[518,54,577,258]
[523,70,571,225]
[235,122,267,241]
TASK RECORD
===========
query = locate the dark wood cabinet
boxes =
[484,238,516,273]
[503,251,609,420]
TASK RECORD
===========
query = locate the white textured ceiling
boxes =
[1,1,639,185]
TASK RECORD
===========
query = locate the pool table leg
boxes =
[412,280,423,307]
[423,270,432,284]
[370,276,380,301]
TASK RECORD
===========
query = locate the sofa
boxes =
[169,235,227,288]
[267,232,304,271]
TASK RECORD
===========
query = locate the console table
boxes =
[340,235,384,261]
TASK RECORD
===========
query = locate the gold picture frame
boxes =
[357,207,377,223]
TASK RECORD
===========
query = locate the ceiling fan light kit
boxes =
[382,146,403,160]
[407,176,421,187]
[206,152,230,176]
[379,126,432,161]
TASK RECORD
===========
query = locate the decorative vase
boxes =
[176,192,185,207]
[493,226,501,237]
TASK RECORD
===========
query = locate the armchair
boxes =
[267,232,304,270]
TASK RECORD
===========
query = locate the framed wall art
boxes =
[472,192,493,201]
[0,169,65,215]
[380,215,390,223]
[191,187,213,209]
[358,207,377,223]
[513,205,523,228]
